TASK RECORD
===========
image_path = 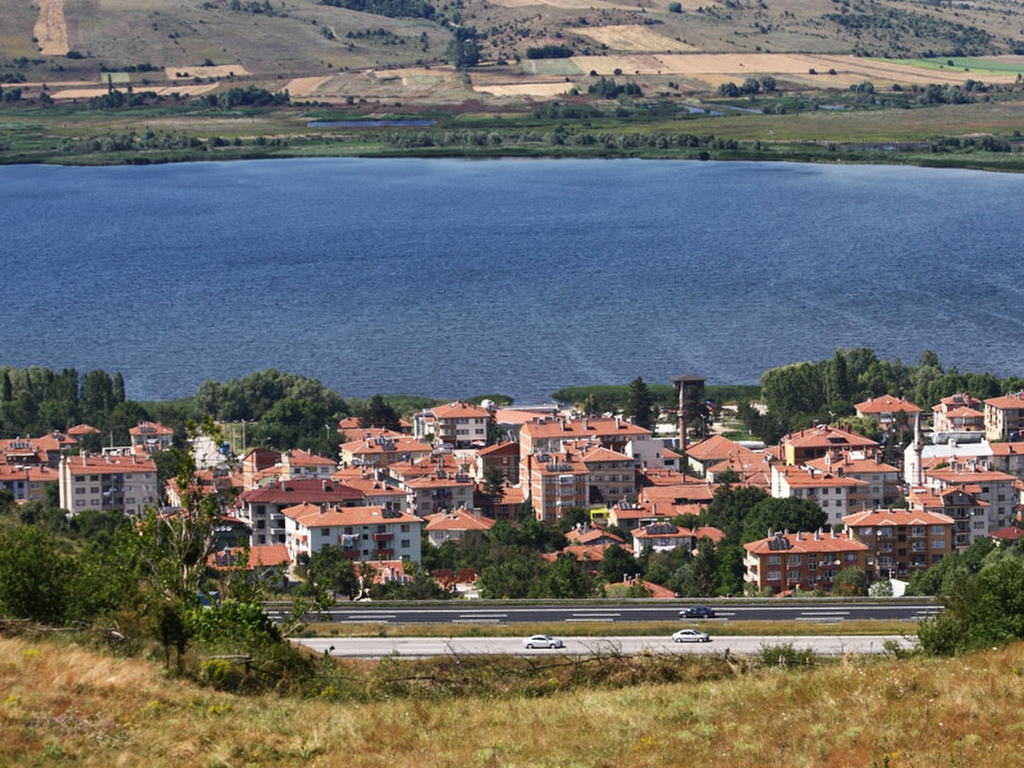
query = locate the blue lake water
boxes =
[2,157,1023,403]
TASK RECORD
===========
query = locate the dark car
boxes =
[680,605,716,619]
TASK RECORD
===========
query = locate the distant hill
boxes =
[4,0,1024,108]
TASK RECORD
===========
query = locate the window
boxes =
[400,539,410,548]
[931,526,945,534]
[321,528,331,536]
[401,524,410,532]
[788,555,802,566]
[912,526,926,537]
[767,555,781,565]
[767,570,781,581]
[844,552,858,562]
[75,487,85,495]
[345,526,354,534]
[932,540,945,549]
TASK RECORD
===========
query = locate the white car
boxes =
[672,629,712,643]
[523,634,564,649]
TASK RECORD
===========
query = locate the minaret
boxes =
[904,412,924,487]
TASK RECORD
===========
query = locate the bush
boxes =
[757,642,815,668]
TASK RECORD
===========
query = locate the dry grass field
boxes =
[4,631,1024,767]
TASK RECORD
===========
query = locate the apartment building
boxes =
[58,452,158,515]
[844,508,954,580]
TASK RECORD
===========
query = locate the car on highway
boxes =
[672,629,712,643]
[522,634,564,649]
[680,605,716,619]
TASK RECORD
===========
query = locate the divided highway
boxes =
[295,634,913,658]
[269,599,940,626]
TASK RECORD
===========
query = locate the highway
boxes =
[269,599,940,626]
[294,634,912,658]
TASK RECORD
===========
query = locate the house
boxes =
[482,482,526,521]
[854,395,921,431]
[804,451,902,509]
[279,449,337,479]
[624,433,680,472]
[907,481,990,551]
[281,503,423,564]
[779,424,879,466]
[707,449,772,490]
[424,508,495,547]
[685,434,753,476]
[208,544,291,589]
[236,478,364,546]
[413,401,492,449]
[932,393,984,435]
[340,431,433,469]
[743,529,869,594]
[770,462,869,527]
[474,440,520,485]
[129,421,175,453]
[0,463,60,503]
[844,508,954,580]
[331,468,410,511]
[987,442,1024,479]
[0,434,65,468]
[632,521,694,554]
[519,415,652,461]
[404,469,476,518]
[923,459,1018,540]
[984,392,1024,442]
[579,442,637,506]
[565,524,625,547]
[58,452,158,515]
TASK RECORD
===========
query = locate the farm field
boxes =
[4,0,1024,165]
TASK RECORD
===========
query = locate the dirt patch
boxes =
[373,66,453,85]
[473,81,573,96]
[572,54,677,76]
[51,83,220,100]
[34,0,69,56]
[284,75,334,98]
[571,24,697,53]
[162,64,250,80]
[488,0,637,8]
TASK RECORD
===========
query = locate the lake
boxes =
[3,158,1023,403]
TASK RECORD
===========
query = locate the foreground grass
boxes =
[3,630,1023,766]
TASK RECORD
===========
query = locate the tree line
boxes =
[741,347,1024,444]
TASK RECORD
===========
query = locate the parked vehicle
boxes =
[522,634,564,649]
[680,605,716,619]
[672,629,712,643]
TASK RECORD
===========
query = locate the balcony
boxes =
[373,532,394,542]
[374,548,394,559]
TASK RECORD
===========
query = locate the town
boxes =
[5,371,1024,601]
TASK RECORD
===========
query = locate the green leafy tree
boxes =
[131,444,223,603]
[741,496,828,545]
[832,566,868,596]
[359,393,401,430]
[301,545,360,600]
[624,376,655,430]
[692,536,720,596]
[0,525,72,625]
[545,553,596,598]
[918,553,1024,655]
[598,543,639,584]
